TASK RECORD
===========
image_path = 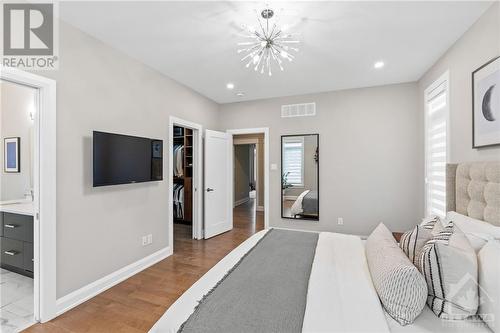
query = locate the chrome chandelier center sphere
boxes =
[261,9,274,19]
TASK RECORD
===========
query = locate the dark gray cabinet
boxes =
[0,212,34,277]
[23,242,34,272]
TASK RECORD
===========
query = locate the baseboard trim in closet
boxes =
[256,206,264,212]
[56,246,172,317]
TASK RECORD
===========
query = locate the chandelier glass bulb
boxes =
[238,6,299,76]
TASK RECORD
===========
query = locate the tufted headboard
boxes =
[446,162,500,226]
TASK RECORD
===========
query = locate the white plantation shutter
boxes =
[425,73,449,218]
[283,139,304,186]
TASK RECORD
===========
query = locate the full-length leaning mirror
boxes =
[281,134,319,221]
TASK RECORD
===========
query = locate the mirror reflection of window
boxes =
[282,137,304,187]
[281,134,319,221]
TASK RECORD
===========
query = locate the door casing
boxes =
[168,116,203,246]
[227,128,269,229]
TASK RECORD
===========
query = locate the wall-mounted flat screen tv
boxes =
[93,131,163,187]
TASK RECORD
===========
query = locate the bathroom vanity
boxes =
[0,202,34,278]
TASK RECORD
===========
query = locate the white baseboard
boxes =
[56,246,172,316]
[234,197,250,207]
[256,205,264,212]
[283,195,298,201]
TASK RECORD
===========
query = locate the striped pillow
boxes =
[366,223,428,325]
[419,222,479,319]
[399,216,442,267]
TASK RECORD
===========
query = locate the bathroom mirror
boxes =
[281,134,319,221]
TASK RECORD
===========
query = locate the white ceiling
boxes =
[60,1,492,104]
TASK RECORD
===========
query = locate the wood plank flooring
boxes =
[24,200,264,333]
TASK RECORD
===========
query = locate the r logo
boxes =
[3,3,53,56]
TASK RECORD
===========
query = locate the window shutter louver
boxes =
[425,74,449,218]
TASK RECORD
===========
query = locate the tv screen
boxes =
[93,131,163,187]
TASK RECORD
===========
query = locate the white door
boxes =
[204,130,233,238]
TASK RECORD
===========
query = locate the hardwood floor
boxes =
[24,200,264,333]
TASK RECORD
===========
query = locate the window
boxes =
[282,137,304,186]
[424,72,449,218]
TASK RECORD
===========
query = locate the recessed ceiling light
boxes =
[226,83,235,90]
[236,92,245,97]
[374,61,385,69]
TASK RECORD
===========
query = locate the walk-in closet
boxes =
[173,126,193,225]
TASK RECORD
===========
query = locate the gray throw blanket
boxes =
[179,229,319,333]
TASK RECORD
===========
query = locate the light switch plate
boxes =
[271,163,278,171]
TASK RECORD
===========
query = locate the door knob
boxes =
[206,188,215,192]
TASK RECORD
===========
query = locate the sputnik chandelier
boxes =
[237,6,299,76]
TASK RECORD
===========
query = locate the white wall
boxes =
[36,21,219,298]
[0,81,36,201]
[219,83,423,236]
[419,2,500,163]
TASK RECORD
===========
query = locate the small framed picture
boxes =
[473,56,500,148]
[4,137,20,173]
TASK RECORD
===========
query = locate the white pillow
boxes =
[446,211,500,252]
[419,223,479,320]
[366,223,428,325]
[478,240,500,333]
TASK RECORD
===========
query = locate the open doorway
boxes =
[0,80,37,331]
[168,117,202,253]
[231,133,266,232]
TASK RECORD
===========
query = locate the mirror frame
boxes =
[280,134,319,221]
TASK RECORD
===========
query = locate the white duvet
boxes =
[150,230,491,333]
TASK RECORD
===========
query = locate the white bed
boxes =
[151,161,498,333]
[150,229,491,333]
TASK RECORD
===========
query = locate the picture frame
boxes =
[4,137,20,173]
[472,56,500,148]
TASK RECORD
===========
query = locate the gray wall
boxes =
[234,145,251,203]
[0,81,35,201]
[36,21,219,298]
[419,2,500,163]
[219,83,423,236]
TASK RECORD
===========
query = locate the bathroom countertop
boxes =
[0,201,34,216]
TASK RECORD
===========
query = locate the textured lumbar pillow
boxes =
[400,216,442,266]
[478,240,500,333]
[366,223,428,325]
[419,222,479,319]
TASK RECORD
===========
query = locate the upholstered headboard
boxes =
[446,162,500,226]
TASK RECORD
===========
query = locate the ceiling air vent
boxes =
[281,103,316,118]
